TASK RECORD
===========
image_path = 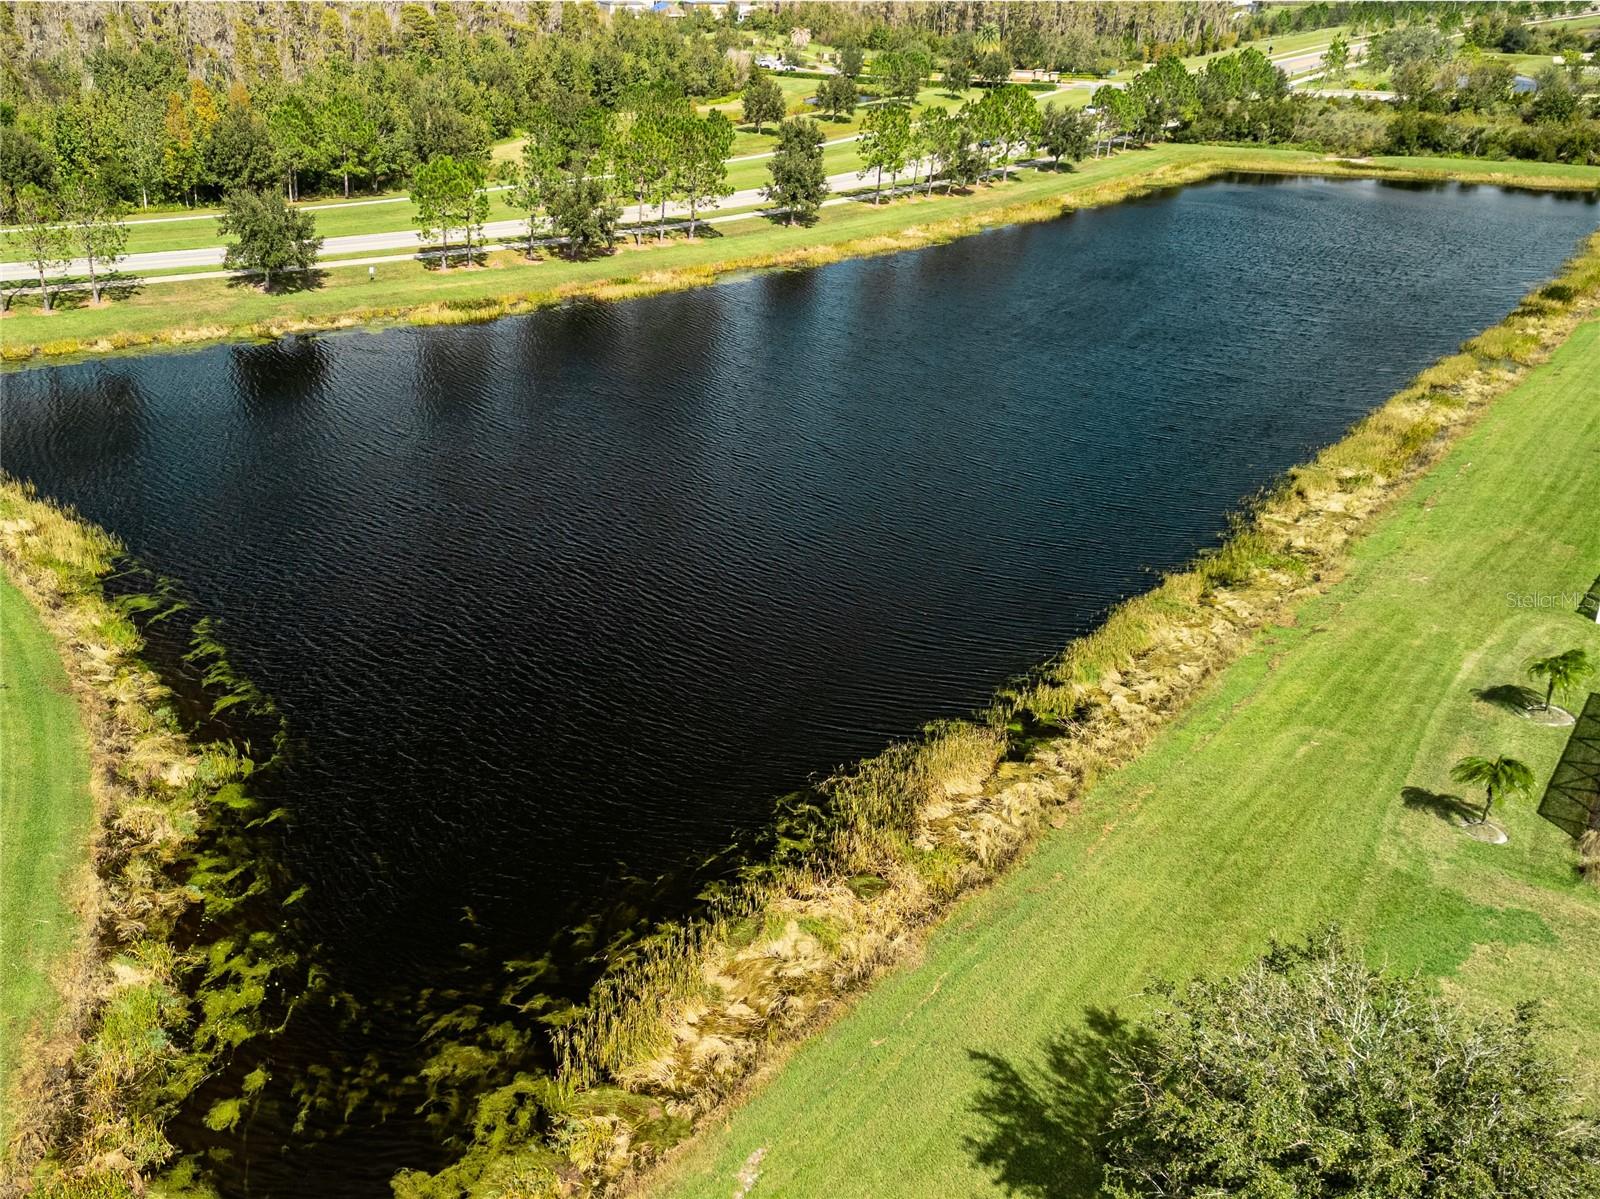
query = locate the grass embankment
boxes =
[4,145,1598,365]
[0,487,293,1196]
[0,574,94,1148]
[647,305,1600,1198]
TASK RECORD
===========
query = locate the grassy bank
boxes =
[644,312,1600,1199]
[4,145,1597,366]
[0,574,94,1148]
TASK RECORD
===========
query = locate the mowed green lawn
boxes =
[650,319,1600,1199]
[0,573,94,1143]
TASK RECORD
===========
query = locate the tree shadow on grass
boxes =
[965,1007,1148,1198]
[225,268,327,294]
[760,208,821,228]
[1472,683,1541,716]
[101,272,145,302]
[1401,785,1478,824]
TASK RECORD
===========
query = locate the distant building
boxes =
[1512,74,1540,94]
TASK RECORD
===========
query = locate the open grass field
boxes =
[5,145,1597,362]
[1181,23,1353,70]
[0,573,93,1145]
[646,318,1600,1199]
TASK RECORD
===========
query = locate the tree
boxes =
[269,94,320,202]
[1450,754,1535,825]
[1530,67,1580,124]
[615,96,679,245]
[1130,55,1198,142]
[320,89,379,198]
[971,84,1040,181]
[507,128,561,258]
[410,155,487,269]
[547,155,620,259]
[879,45,932,104]
[1038,102,1091,170]
[676,111,734,239]
[764,116,828,225]
[1100,928,1600,1199]
[977,47,1012,87]
[205,99,277,195]
[217,188,323,291]
[815,73,858,120]
[117,91,166,209]
[13,189,71,312]
[1370,25,1449,71]
[857,104,911,203]
[1093,84,1144,154]
[1527,649,1594,713]
[0,123,55,223]
[837,40,864,80]
[943,134,985,191]
[162,90,200,206]
[945,54,974,94]
[741,68,785,135]
[1458,59,1515,112]
[63,179,129,304]
[916,108,963,195]
[1322,34,1351,82]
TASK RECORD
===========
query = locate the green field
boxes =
[0,573,94,1144]
[648,319,1600,1199]
[1181,23,1353,70]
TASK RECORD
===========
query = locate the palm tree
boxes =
[1450,755,1535,825]
[1527,648,1594,713]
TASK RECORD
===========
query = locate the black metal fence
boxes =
[1538,691,1600,840]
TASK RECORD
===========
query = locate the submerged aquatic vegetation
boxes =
[0,481,312,1197]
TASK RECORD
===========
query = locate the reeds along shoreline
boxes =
[396,231,1600,1199]
[3,148,1598,368]
[0,483,306,1197]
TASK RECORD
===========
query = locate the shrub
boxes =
[1102,928,1600,1199]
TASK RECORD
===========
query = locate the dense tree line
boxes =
[8,1,1595,229]
[0,1,754,218]
[1096,34,1600,166]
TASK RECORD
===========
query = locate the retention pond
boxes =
[3,174,1595,1193]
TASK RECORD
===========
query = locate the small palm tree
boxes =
[1527,648,1594,712]
[1450,755,1535,825]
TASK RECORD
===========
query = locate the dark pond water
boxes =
[3,175,1595,1193]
